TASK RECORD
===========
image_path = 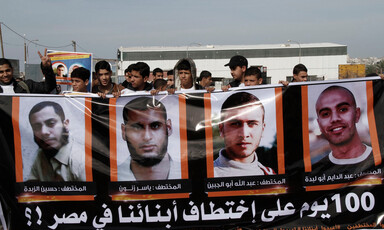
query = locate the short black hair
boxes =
[0,58,13,69]
[124,64,135,74]
[123,97,167,124]
[57,64,64,69]
[131,62,150,78]
[199,70,211,81]
[245,67,261,79]
[176,60,191,71]
[153,68,163,76]
[167,69,173,76]
[221,92,265,122]
[153,79,167,90]
[71,67,90,82]
[29,101,65,123]
[95,60,111,73]
[293,64,307,75]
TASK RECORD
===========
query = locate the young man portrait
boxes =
[214,92,275,177]
[118,97,180,181]
[311,85,377,175]
[27,101,86,182]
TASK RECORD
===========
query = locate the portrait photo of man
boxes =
[117,96,181,181]
[19,99,87,182]
[213,91,278,178]
[307,82,380,178]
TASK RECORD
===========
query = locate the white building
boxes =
[117,43,347,84]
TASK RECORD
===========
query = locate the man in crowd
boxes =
[214,92,275,177]
[223,55,248,89]
[198,70,213,89]
[292,64,308,82]
[312,85,375,174]
[122,62,153,93]
[118,97,179,181]
[166,70,174,88]
[120,64,134,89]
[279,63,308,86]
[70,67,90,92]
[0,49,56,94]
[28,101,85,181]
[92,60,124,97]
[244,66,263,86]
[152,68,164,80]
[173,58,198,91]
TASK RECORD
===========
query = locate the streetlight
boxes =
[287,40,301,63]
[186,42,202,58]
[27,39,39,63]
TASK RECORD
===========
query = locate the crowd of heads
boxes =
[0,53,313,95]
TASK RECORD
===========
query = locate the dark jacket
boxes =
[120,80,131,88]
[0,64,56,94]
[229,80,242,87]
[125,82,153,91]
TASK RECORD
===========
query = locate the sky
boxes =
[1,0,383,66]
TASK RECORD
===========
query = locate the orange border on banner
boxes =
[109,98,118,182]
[366,81,382,166]
[305,177,382,192]
[18,195,94,203]
[179,94,189,179]
[208,187,287,197]
[84,98,93,181]
[12,97,23,182]
[112,193,190,201]
[275,88,285,174]
[204,93,214,178]
[301,86,312,172]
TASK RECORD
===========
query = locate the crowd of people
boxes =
[0,49,382,96]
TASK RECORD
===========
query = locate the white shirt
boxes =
[1,85,15,94]
[214,149,275,177]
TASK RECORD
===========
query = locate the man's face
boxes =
[97,69,112,87]
[219,104,265,162]
[178,69,193,88]
[124,71,132,82]
[200,76,212,88]
[121,108,172,166]
[154,72,163,80]
[71,78,89,92]
[316,88,360,146]
[130,70,148,90]
[167,75,174,87]
[244,75,262,86]
[293,71,308,82]
[57,67,65,77]
[0,64,14,85]
[30,106,68,151]
[230,66,246,81]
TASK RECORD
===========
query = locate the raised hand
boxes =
[37,48,52,67]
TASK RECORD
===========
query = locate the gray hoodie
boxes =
[173,58,198,91]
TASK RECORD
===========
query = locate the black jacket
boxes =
[125,82,153,91]
[0,64,56,94]
[229,80,241,87]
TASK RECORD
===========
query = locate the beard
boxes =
[127,138,168,167]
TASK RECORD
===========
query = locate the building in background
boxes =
[117,43,347,86]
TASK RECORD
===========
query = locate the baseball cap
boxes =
[224,55,248,67]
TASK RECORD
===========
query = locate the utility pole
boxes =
[72,40,76,52]
[24,34,27,65]
[0,22,4,58]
